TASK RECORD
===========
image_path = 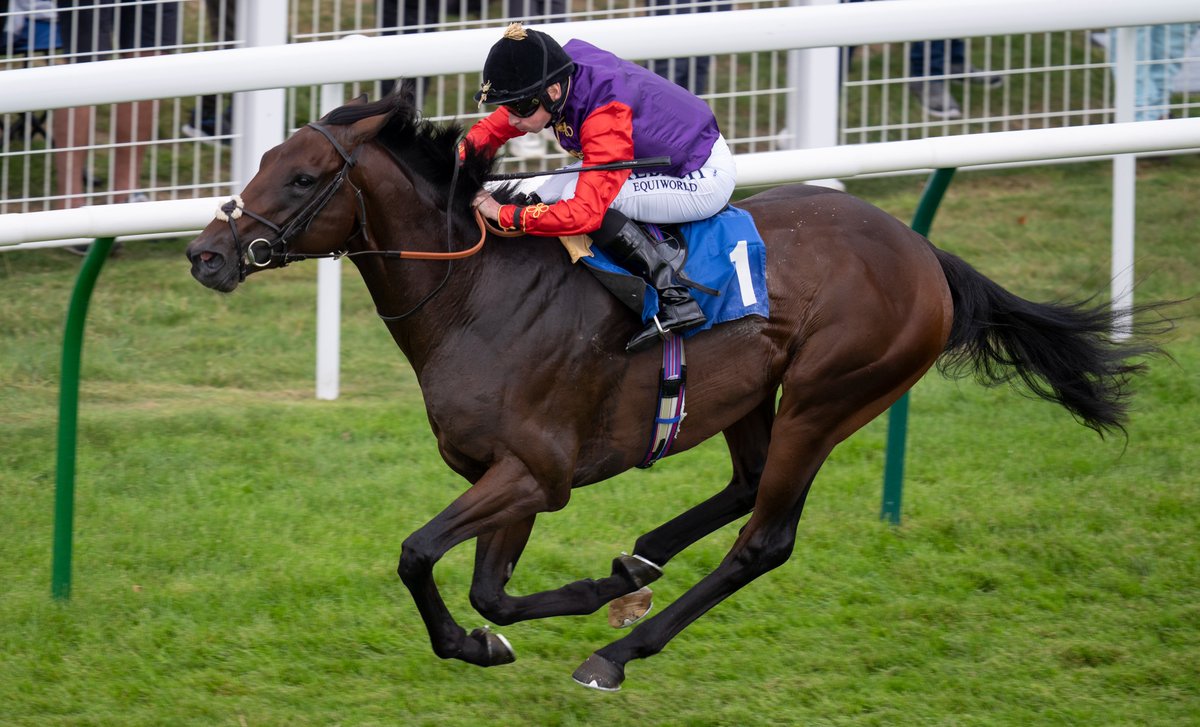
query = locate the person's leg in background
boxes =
[184,0,235,141]
[378,0,440,99]
[109,1,178,202]
[649,0,718,95]
[908,38,961,119]
[50,106,92,208]
[1134,23,1194,121]
[51,0,107,210]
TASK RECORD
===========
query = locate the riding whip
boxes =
[483,156,671,181]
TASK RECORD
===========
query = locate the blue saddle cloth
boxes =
[580,205,770,335]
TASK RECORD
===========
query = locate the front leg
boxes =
[460,400,773,632]
[469,519,660,626]
[397,456,561,667]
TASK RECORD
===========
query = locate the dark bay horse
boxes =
[185,89,1162,691]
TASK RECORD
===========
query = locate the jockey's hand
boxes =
[472,190,502,222]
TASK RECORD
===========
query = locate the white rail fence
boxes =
[3,0,1197,214]
[3,117,1198,247]
[2,0,1198,397]
[7,1,1198,108]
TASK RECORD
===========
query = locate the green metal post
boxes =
[53,237,114,600]
[881,169,956,525]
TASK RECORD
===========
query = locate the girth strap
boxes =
[638,333,687,468]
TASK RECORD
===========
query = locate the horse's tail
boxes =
[932,246,1171,436]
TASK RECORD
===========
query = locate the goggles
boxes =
[504,95,542,118]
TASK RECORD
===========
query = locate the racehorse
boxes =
[185,86,1164,691]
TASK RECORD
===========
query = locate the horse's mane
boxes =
[322,81,497,223]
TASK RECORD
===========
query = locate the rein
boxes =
[213,121,490,318]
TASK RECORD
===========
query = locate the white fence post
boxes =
[788,0,843,189]
[234,0,288,191]
[1112,26,1138,340]
[316,82,346,401]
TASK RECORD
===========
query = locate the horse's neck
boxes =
[336,148,469,366]
[346,144,621,378]
[348,241,478,372]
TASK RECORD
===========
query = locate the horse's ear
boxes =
[393,79,417,108]
[347,110,391,147]
[386,78,420,126]
[331,94,369,111]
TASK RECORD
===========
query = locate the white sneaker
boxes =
[909,80,963,119]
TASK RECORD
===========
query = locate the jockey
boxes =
[466,23,737,352]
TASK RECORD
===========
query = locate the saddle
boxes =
[566,220,718,312]
[574,209,770,335]
[496,191,770,334]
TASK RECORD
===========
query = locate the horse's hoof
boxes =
[571,653,625,692]
[613,553,663,589]
[607,586,653,628]
[469,626,515,666]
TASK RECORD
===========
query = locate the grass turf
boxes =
[1,157,1197,725]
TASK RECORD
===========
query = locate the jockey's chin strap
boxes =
[215,123,364,282]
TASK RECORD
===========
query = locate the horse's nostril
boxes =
[188,247,224,271]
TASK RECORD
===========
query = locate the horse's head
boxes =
[186,95,397,292]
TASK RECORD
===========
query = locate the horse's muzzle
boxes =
[186,237,240,292]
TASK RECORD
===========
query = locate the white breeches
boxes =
[499,134,737,224]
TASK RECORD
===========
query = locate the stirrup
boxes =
[627,315,667,353]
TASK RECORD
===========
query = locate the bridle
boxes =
[213,121,490,319]
[215,123,366,282]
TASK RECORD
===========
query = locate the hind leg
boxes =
[572,421,830,691]
[466,398,774,626]
[631,395,774,567]
[573,328,939,690]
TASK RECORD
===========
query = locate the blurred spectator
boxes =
[53,0,179,254]
[378,0,567,157]
[908,39,1003,120]
[1129,24,1197,121]
[183,0,235,144]
[3,0,57,58]
[648,0,728,95]
[53,0,179,208]
[378,0,567,98]
[2,0,59,143]
[504,0,567,23]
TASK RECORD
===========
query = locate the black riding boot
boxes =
[592,210,707,353]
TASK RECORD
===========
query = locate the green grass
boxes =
[1,157,1198,725]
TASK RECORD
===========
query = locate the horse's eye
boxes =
[292,174,316,188]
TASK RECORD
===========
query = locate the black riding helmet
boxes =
[475,23,574,118]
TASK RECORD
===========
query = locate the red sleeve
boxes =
[498,101,634,236]
[464,107,523,158]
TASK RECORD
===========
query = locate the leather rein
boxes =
[214,121,490,289]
